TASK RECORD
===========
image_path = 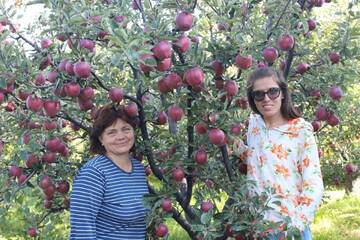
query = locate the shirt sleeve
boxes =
[292,122,324,231]
[69,166,105,239]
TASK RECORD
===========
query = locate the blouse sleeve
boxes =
[69,166,105,239]
[292,122,324,231]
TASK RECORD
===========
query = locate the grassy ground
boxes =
[312,190,360,240]
[166,190,360,240]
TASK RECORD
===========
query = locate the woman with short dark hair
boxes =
[69,104,149,240]
[236,67,324,239]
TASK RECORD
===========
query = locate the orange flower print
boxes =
[296,196,313,206]
[284,125,300,138]
[274,164,290,178]
[271,144,288,159]
[303,156,310,168]
[252,127,260,135]
[258,155,267,167]
[273,183,285,197]
[279,205,289,215]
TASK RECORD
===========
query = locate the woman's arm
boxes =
[69,166,105,239]
[293,123,324,230]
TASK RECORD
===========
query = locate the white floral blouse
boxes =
[240,113,324,231]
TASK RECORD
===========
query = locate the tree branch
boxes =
[266,0,292,41]
[220,145,234,182]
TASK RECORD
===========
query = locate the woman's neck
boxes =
[105,152,132,171]
[263,115,288,128]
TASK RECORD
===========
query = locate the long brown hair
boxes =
[246,67,300,120]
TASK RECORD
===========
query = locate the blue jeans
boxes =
[267,226,312,240]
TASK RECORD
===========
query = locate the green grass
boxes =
[312,191,360,240]
[166,190,360,240]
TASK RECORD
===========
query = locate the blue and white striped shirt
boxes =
[69,155,149,240]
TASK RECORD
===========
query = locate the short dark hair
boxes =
[89,104,137,155]
[246,67,300,120]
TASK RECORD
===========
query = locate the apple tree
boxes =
[0,0,359,239]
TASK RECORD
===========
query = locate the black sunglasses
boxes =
[252,87,281,101]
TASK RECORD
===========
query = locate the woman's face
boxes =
[99,118,135,157]
[252,76,283,121]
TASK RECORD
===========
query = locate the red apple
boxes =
[44,100,61,117]
[173,34,190,53]
[326,113,340,127]
[235,97,248,109]
[235,54,252,69]
[47,70,58,83]
[328,86,343,101]
[309,89,321,100]
[172,167,185,182]
[307,19,316,31]
[155,223,168,237]
[64,82,81,97]
[176,11,193,31]
[57,180,70,194]
[79,87,95,100]
[195,149,208,165]
[56,33,67,41]
[311,121,321,132]
[26,95,43,112]
[35,72,46,86]
[39,175,53,189]
[230,123,244,135]
[200,201,214,212]
[58,59,69,72]
[25,154,39,168]
[79,39,95,51]
[195,122,207,134]
[124,103,138,117]
[211,60,224,76]
[329,52,340,64]
[208,128,226,146]
[27,227,37,237]
[44,121,57,131]
[315,106,328,121]
[9,165,22,178]
[156,112,167,125]
[18,174,27,185]
[74,61,91,78]
[42,152,57,163]
[46,137,61,152]
[166,72,182,89]
[296,63,310,74]
[152,40,172,60]
[345,163,358,175]
[109,87,124,102]
[168,105,183,122]
[277,34,295,51]
[78,97,94,111]
[263,47,278,63]
[160,198,172,212]
[156,58,172,72]
[184,67,205,87]
[41,38,52,49]
[39,55,52,70]
[65,61,75,75]
[224,80,239,97]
